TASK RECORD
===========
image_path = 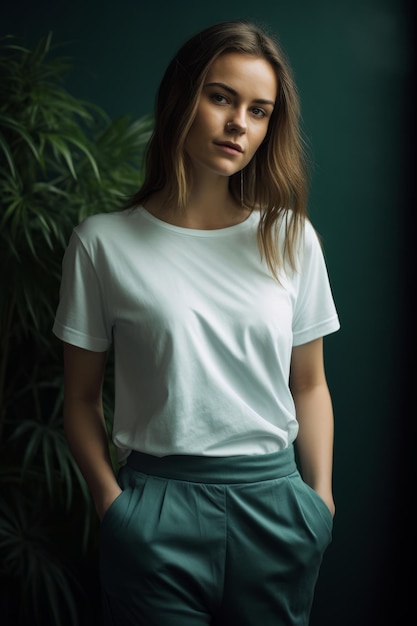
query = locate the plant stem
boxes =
[0,291,16,445]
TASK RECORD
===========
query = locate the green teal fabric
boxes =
[99,447,332,625]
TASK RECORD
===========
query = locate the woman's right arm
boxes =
[63,342,122,520]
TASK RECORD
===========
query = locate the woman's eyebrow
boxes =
[204,81,275,106]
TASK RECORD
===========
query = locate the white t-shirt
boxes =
[53,206,340,459]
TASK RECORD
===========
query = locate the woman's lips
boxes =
[214,142,243,154]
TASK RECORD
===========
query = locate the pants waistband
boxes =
[126,446,296,484]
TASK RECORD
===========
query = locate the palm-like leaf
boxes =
[0,32,153,623]
[0,486,86,626]
[0,32,152,424]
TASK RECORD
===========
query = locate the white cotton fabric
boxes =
[53,206,340,459]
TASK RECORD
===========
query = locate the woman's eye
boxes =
[212,94,228,104]
[252,107,266,118]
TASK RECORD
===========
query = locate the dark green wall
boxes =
[3,0,413,623]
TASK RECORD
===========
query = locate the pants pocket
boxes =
[286,472,333,551]
[99,464,145,536]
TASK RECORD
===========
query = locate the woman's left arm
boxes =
[290,337,336,517]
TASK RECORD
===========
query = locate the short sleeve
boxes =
[292,222,340,346]
[52,230,112,351]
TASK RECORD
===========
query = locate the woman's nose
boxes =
[226,112,247,133]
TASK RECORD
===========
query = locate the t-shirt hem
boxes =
[292,316,340,346]
[52,319,110,352]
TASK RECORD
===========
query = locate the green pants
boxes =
[99,446,332,625]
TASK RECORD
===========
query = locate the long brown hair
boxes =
[127,20,310,276]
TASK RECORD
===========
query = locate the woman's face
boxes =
[185,52,277,179]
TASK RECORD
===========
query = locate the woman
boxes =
[53,19,340,626]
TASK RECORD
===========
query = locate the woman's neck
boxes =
[143,179,249,230]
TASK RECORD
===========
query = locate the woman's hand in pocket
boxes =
[315,489,335,518]
[96,485,123,521]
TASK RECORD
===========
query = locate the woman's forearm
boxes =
[292,383,335,515]
[64,399,121,519]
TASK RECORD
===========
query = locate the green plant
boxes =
[0,32,153,625]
